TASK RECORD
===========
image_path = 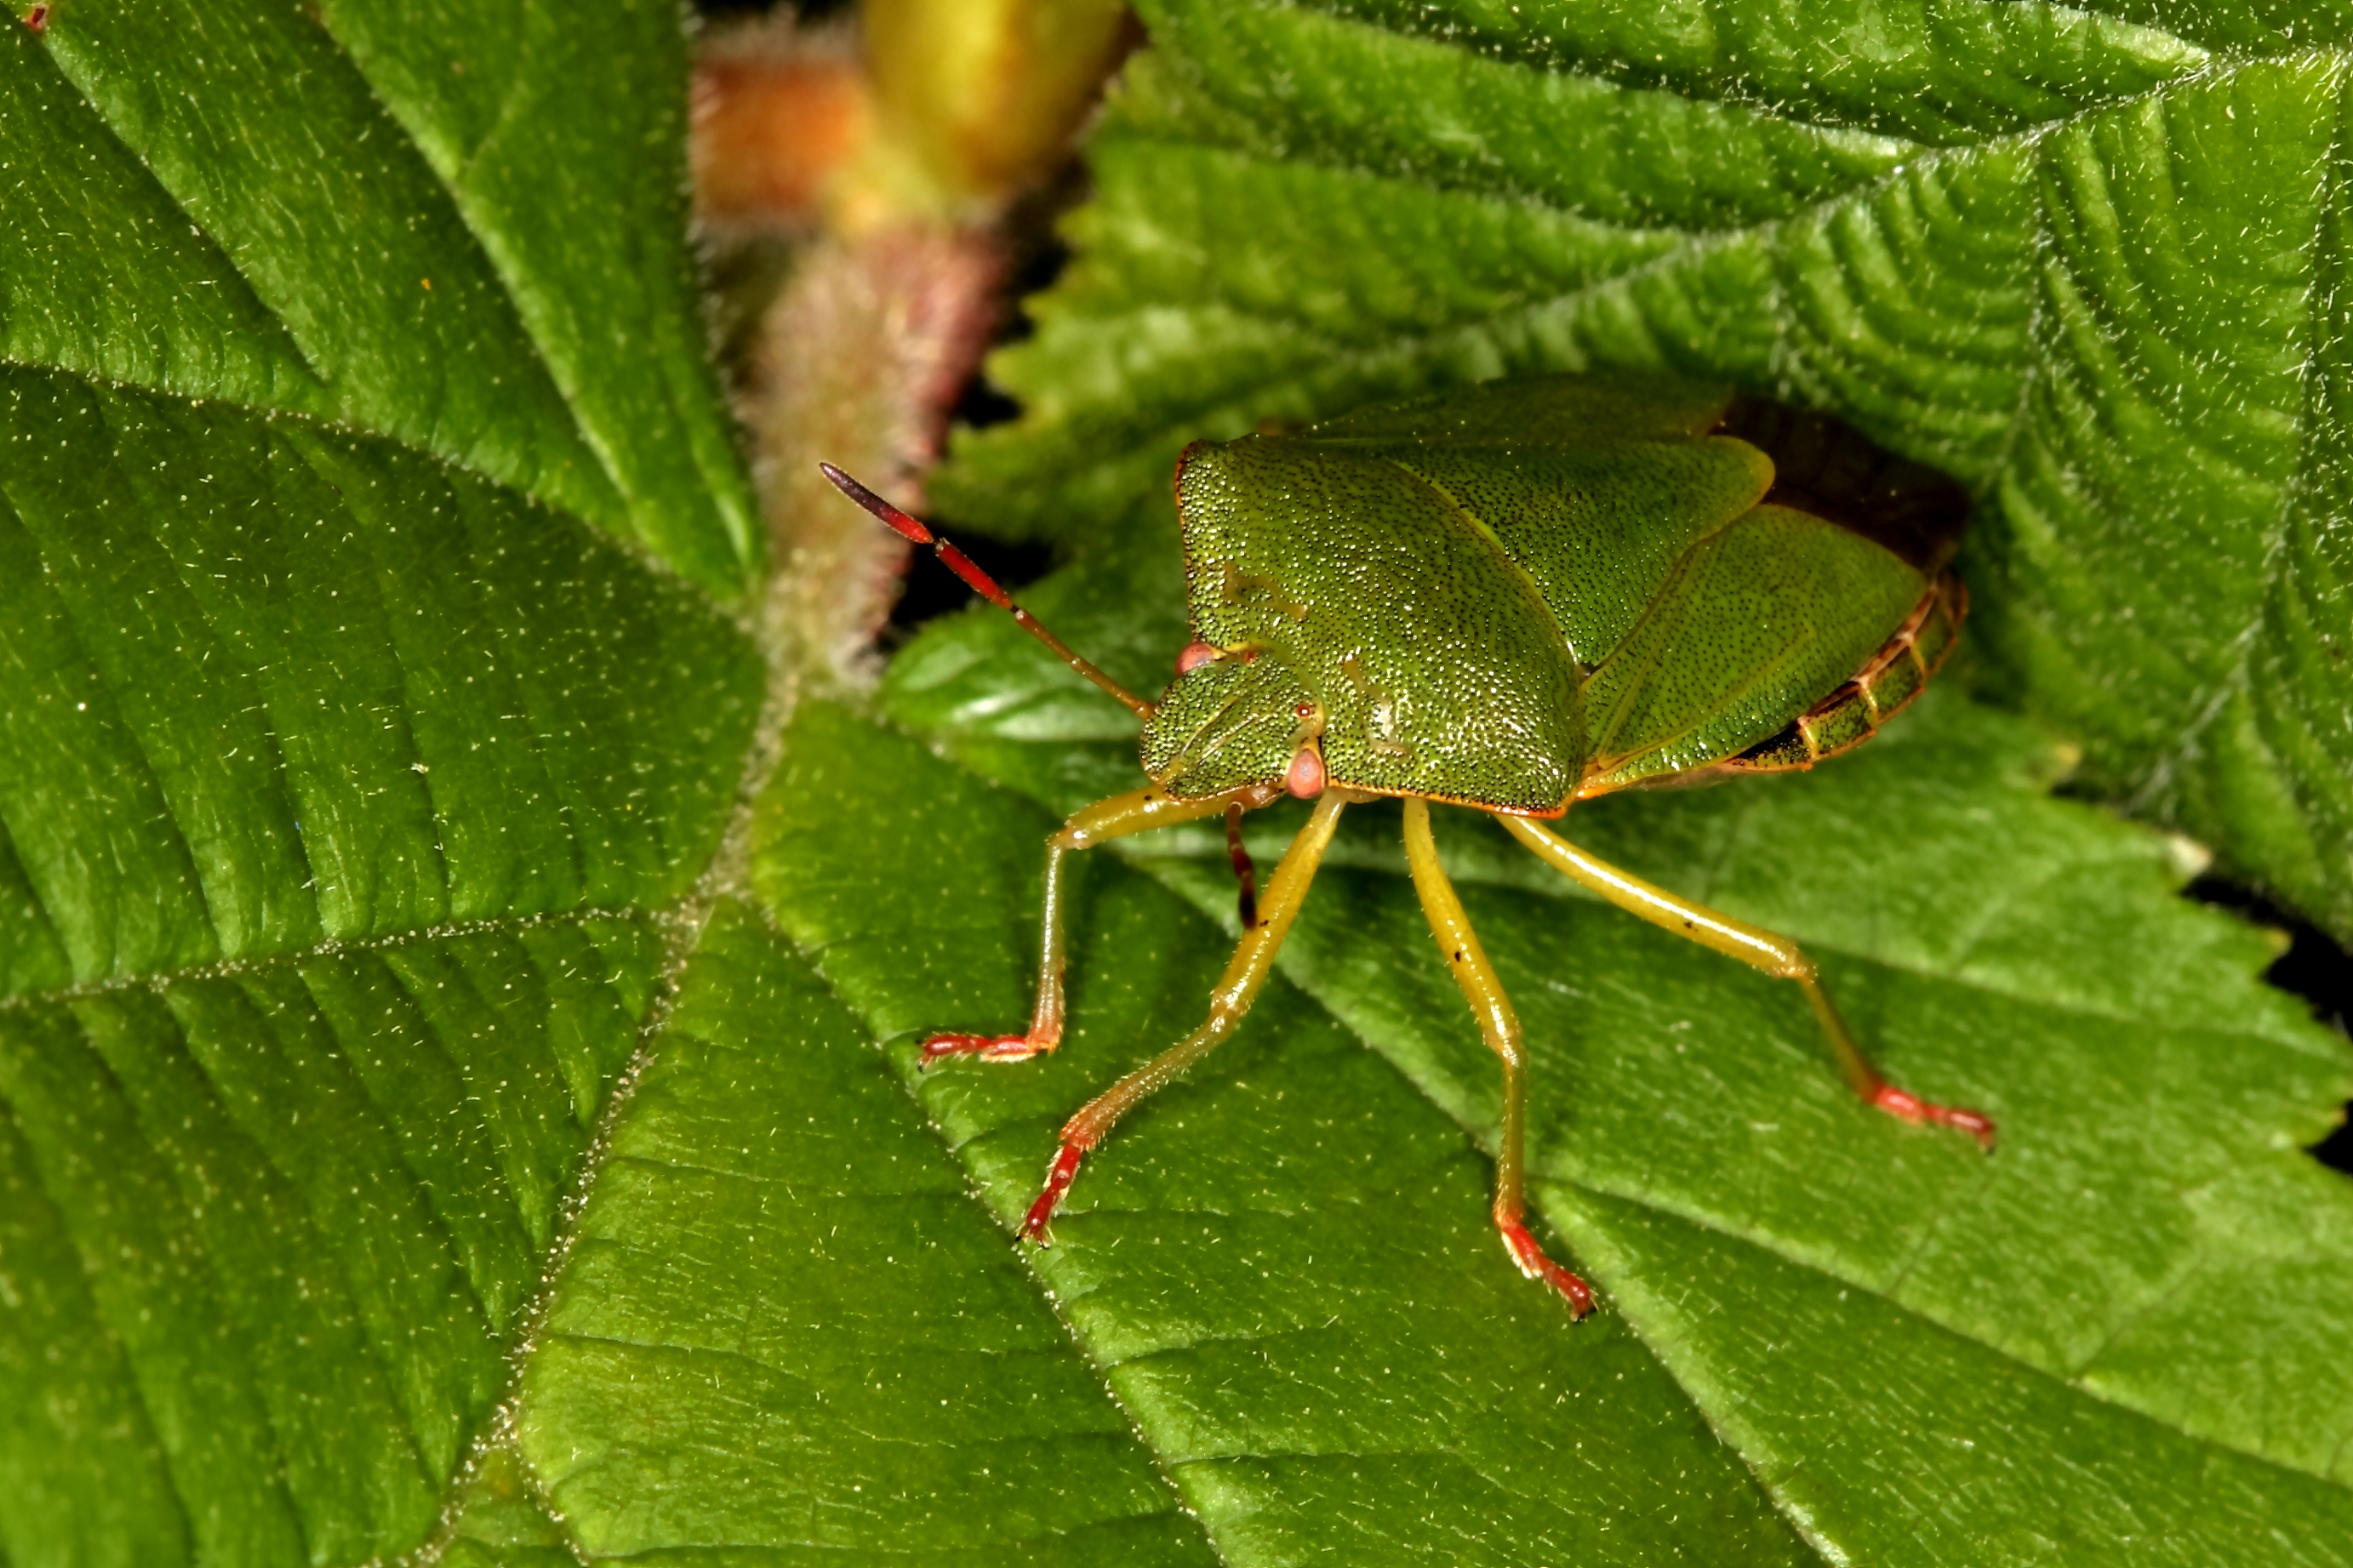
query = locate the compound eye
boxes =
[1176,641,1219,674]
[1294,702,1315,718]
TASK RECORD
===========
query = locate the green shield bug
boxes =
[821,374,1992,1319]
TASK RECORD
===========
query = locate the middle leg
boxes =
[1402,799,1593,1316]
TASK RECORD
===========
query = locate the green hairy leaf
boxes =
[1,1,2350,1565]
[939,0,2353,951]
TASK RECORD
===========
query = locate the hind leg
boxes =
[1499,815,1993,1147]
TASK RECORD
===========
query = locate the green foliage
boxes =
[1,0,2350,1565]
[937,0,2353,949]
[3,0,757,596]
[0,3,762,1561]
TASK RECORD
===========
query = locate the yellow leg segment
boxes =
[1402,801,1593,1316]
[922,783,1273,1067]
[1023,790,1351,1242]
[1499,815,1993,1149]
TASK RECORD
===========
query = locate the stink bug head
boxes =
[1140,650,1318,798]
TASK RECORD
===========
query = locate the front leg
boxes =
[1023,790,1351,1241]
[922,783,1276,1067]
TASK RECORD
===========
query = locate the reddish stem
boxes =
[690,51,867,227]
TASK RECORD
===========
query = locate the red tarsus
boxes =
[1024,1143,1086,1242]
[1870,1083,1997,1149]
[25,4,49,31]
[1500,1221,1594,1318]
[918,1031,1040,1068]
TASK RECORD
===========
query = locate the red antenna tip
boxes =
[816,461,1157,720]
[818,462,933,545]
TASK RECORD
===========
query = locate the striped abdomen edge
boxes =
[1710,573,1967,778]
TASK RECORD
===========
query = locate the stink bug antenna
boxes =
[820,464,1156,720]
